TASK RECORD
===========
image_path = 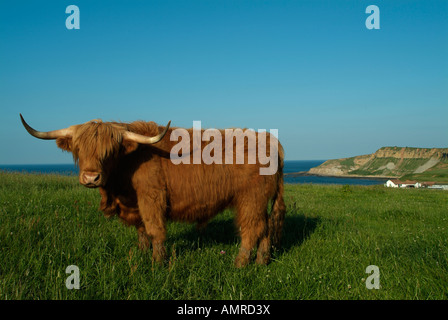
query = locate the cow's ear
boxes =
[122,139,139,155]
[56,137,72,152]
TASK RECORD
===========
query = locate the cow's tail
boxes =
[269,144,286,248]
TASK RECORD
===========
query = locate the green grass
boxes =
[1,172,447,299]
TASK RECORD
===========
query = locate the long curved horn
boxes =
[20,114,73,140]
[123,121,171,144]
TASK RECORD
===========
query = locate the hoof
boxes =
[234,247,251,268]
[255,252,270,265]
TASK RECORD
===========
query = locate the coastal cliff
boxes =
[308,147,448,180]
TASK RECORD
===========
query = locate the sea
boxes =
[0,161,387,186]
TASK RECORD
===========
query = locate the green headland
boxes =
[308,147,448,183]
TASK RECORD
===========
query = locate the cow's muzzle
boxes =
[80,171,102,188]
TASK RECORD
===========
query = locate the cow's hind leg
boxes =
[234,196,269,268]
[256,234,271,265]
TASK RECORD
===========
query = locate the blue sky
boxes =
[1,0,447,163]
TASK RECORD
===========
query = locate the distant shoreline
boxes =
[285,171,391,181]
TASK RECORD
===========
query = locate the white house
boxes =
[401,180,421,188]
[385,179,401,188]
[385,179,421,188]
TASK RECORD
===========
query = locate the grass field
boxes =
[0,172,447,300]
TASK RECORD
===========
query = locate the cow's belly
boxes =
[112,194,233,226]
[167,194,233,223]
[164,164,238,223]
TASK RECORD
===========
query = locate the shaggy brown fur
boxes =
[55,120,286,267]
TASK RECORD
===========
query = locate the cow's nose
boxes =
[81,172,101,187]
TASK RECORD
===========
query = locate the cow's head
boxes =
[20,114,170,188]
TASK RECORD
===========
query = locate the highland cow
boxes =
[20,114,286,267]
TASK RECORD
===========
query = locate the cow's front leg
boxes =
[98,187,118,217]
[136,225,150,251]
[137,189,167,264]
